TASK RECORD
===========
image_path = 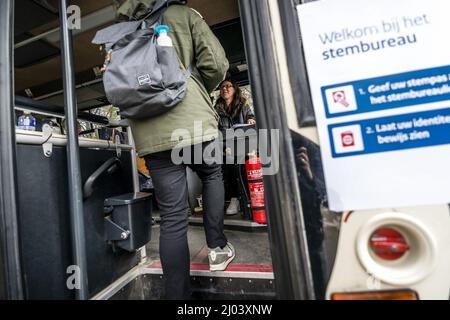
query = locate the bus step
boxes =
[111,262,275,300]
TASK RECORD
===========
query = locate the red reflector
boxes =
[370,228,410,260]
[332,290,418,300]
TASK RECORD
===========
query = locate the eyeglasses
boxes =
[220,84,233,90]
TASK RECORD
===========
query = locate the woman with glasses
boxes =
[215,78,256,216]
[216,79,256,130]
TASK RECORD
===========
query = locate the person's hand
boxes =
[247,119,256,125]
[296,147,313,181]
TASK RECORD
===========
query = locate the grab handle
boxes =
[83,157,121,199]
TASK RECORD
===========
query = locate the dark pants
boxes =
[144,142,228,299]
[223,164,239,200]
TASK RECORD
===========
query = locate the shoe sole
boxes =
[209,252,235,272]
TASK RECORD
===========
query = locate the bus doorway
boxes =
[101,1,279,300]
[2,0,320,300]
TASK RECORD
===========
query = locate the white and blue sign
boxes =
[323,65,450,118]
[329,107,450,157]
[298,0,450,211]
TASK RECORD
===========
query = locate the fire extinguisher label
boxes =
[247,169,262,181]
[246,156,263,181]
[249,182,265,208]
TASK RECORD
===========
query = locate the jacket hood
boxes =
[117,0,157,20]
[117,0,188,20]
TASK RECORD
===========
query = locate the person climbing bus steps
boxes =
[114,0,235,300]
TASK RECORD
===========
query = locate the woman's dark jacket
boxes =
[215,102,255,131]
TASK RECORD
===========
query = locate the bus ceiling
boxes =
[14,0,248,111]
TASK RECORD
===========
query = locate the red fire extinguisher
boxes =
[245,153,267,224]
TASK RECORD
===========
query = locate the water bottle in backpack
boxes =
[156,25,173,47]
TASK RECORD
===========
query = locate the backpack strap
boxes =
[185,64,193,79]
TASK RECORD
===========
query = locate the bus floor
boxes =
[129,217,275,300]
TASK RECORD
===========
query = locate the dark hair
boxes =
[216,78,247,117]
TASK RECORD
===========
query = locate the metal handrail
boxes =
[0,0,25,300]
[15,129,132,150]
[59,0,89,300]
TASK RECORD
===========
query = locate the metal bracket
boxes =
[42,123,53,158]
[104,215,130,241]
[115,133,122,158]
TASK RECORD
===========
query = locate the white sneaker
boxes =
[208,242,235,272]
[226,197,240,215]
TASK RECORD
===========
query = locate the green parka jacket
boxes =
[116,0,229,155]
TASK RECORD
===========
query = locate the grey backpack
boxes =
[92,0,191,120]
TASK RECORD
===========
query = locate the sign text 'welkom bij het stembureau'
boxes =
[298,0,450,211]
